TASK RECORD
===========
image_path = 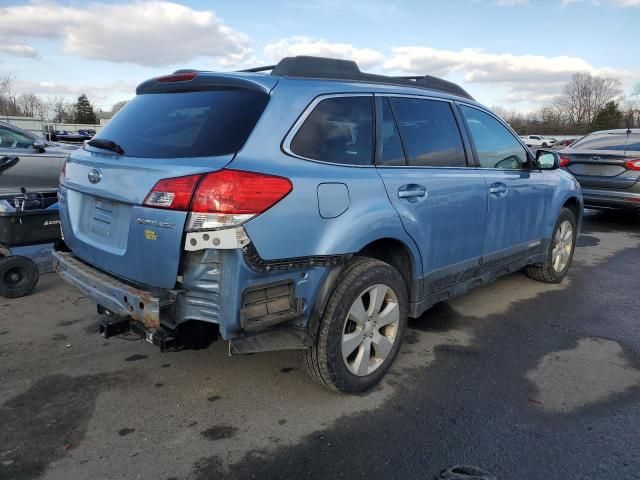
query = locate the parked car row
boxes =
[47,128,96,143]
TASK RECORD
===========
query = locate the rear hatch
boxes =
[59,73,276,289]
[561,132,640,189]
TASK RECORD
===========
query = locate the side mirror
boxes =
[33,138,46,153]
[536,149,559,170]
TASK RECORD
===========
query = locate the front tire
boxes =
[525,207,576,283]
[302,258,408,393]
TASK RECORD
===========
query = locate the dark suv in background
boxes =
[558,128,640,212]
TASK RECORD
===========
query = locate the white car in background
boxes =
[521,135,556,148]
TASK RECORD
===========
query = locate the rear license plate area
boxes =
[90,198,114,237]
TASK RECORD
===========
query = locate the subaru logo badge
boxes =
[88,168,102,184]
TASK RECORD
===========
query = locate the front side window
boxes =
[388,97,467,168]
[0,126,34,149]
[461,106,528,170]
[290,96,373,165]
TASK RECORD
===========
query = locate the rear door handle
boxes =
[398,184,426,199]
[0,156,19,173]
[489,182,507,196]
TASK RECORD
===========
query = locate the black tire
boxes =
[301,257,408,393]
[542,142,548,148]
[0,255,39,298]
[525,207,577,283]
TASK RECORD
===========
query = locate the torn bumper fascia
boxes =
[53,226,335,341]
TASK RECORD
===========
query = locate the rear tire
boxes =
[301,257,408,393]
[525,207,576,283]
[0,255,39,298]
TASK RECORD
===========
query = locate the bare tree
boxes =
[556,73,622,128]
[622,81,640,128]
[0,72,20,116]
[48,96,68,123]
[17,93,42,118]
[111,100,128,115]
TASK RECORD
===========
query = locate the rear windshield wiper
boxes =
[88,138,125,155]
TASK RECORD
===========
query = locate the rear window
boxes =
[92,89,269,158]
[289,96,373,165]
[570,133,630,151]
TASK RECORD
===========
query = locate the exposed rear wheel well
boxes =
[358,239,414,300]
[563,197,581,223]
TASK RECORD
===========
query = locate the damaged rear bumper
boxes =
[52,249,175,331]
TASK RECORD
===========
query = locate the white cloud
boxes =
[611,0,640,5]
[0,43,38,58]
[263,36,384,69]
[0,1,252,67]
[383,46,632,104]
[496,0,530,5]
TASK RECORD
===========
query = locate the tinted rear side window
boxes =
[389,97,466,167]
[379,98,406,166]
[92,89,268,158]
[290,96,373,165]
[570,133,630,151]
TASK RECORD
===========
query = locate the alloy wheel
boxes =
[552,220,573,272]
[341,284,400,376]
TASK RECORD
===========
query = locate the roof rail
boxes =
[238,56,474,100]
[237,65,276,73]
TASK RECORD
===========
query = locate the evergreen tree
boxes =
[74,94,97,124]
[592,101,622,131]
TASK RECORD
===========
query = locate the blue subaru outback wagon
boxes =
[53,56,582,393]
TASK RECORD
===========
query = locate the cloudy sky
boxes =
[0,0,638,112]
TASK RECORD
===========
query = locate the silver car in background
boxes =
[0,121,77,197]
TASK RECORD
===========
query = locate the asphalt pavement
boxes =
[1,209,639,480]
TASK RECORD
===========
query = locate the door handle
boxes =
[398,185,426,199]
[489,182,507,196]
[0,156,19,173]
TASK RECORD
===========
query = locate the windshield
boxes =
[91,89,269,158]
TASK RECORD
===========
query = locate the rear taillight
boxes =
[559,156,571,168]
[59,158,67,185]
[143,169,293,231]
[155,72,197,83]
[144,174,201,211]
[187,170,293,230]
[624,159,640,171]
